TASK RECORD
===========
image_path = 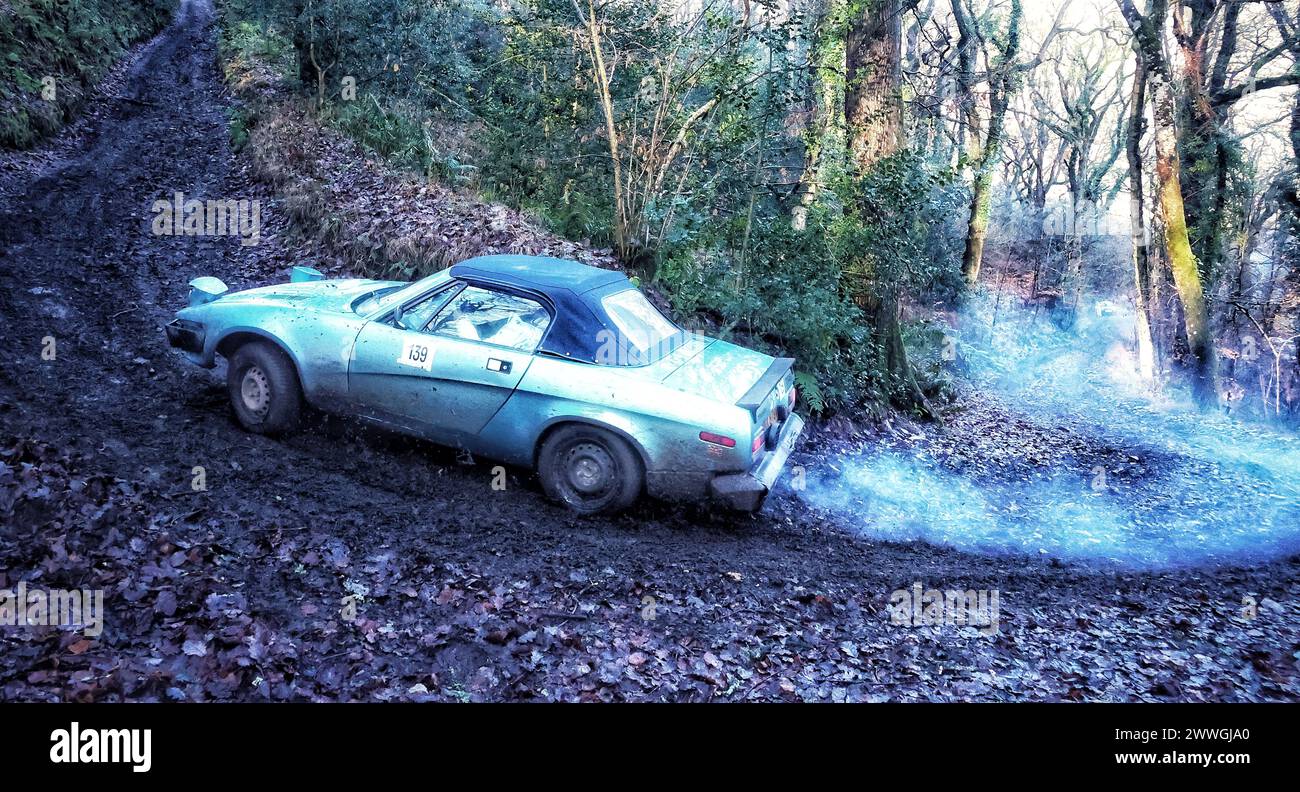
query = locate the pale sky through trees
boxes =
[1000,0,1297,237]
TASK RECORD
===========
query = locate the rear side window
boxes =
[429,286,551,352]
[601,288,680,363]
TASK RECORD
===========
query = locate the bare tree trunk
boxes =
[951,0,977,158]
[575,0,628,256]
[1065,165,1084,313]
[1147,161,1170,366]
[1126,57,1156,382]
[1272,3,1300,390]
[1286,96,1300,397]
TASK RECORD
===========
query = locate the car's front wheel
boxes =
[227,341,302,435]
[538,425,642,515]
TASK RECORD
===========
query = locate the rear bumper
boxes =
[709,413,804,511]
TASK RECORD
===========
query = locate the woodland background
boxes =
[6,0,1300,424]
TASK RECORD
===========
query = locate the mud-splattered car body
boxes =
[166,255,803,513]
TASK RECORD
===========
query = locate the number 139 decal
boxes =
[397,338,433,371]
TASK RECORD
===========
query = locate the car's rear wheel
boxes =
[227,341,302,435]
[538,425,642,515]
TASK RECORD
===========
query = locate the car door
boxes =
[347,282,550,445]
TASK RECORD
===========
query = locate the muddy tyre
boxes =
[538,425,642,515]
[227,341,302,435]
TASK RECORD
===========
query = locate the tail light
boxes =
[751,432,765,455]
[699,431,736,448]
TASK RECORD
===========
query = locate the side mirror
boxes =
[290,265,325,283]
[188,277,229,306]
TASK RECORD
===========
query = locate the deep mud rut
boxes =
[0,0,1297,701]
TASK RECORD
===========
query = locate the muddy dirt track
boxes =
[0,1,1297,701]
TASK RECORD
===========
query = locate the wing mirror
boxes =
[188,277,229,307]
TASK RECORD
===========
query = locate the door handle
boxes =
[486,358,512,374]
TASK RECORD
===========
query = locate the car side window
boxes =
[394,286,460,332]
[428,286,551,352]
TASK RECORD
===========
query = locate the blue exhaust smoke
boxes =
[798,295,1300,568]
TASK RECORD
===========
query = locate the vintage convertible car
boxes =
[166,255,803,514]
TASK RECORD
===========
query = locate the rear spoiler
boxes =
[737,357,794,411]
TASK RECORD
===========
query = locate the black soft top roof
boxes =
[448,255,647,363]
[450,254,628,294]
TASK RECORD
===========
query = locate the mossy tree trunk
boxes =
[1119,0,1215,404]
[846,0,903,171]
[954,0,1021,286]
[1172,0,1233,286]
[845,0,933,417]
[792,2,836,231]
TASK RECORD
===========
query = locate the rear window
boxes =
[600,288,681,364]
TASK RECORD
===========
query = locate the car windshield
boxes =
[600,288,681,364]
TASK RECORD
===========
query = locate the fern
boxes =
[793,372,825,414]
